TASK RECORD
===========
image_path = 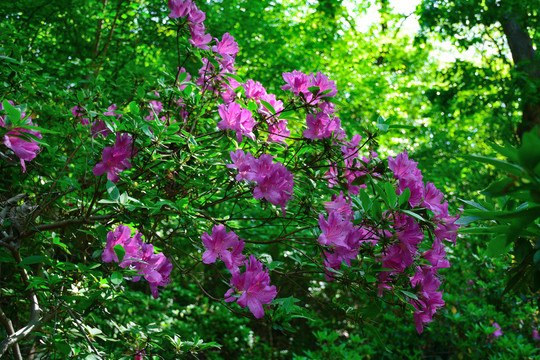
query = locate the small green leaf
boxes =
[177,71,188,83]
[398,188,411,209]
[3,100,21,126]
[106,181,120,201]
[401,209,427,223]
[399,290,418,300]
[111,271,123,285]
[113,244,126,262]
[128,101,139,114]
[221,72,245,84]
[119,192,129,205]
[384,182,397,207]
[183,85,192,96]
[259,99,276,114]
[375,123,389,132]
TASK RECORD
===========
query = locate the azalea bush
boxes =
[0,1,465,359]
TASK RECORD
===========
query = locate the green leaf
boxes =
[464,154,523,176]
[488,141,519,163]
[259,99,276,114]
[2,100,21,126]
[455,216,481,226]
[398,188,411,209]
[481,177,515,197]
[518,126,540,170]
[177,71,188,83]
[459,199,490,211]
[20,255,48,265]
[119,192,129,205]
[384,182,397,207]
[486,235,509,257]
[106,181,120,201]
[16,124,59,134]
[399,290,418,300]
[221,72,245,84]
[113,244,126,262]
[183,85,192,97]
[128,101,139,114]
[375,123,389,132]
[401,209,427,223]
[111,271,123,285]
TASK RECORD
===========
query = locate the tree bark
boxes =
[501,11,540,138]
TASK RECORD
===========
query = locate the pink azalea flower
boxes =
[189,24,212,50]
[341,134,362,164]
[201,225,246,272]
[308,71,338,99]
[318,211,354,248]
[252,159,294,215]
[187,5,205,24]
[533,328,540,341]
[103,224,172,299]
[258,93,284,117]
[91,119,111,138]
[71,105,90,125]
[267,120,291,144]
[133,243,173,299]
[0,101,42,172]
[212,33,239,59]
[488,322,503,341]
[423,182,446,214]
[228,151,295,215]
[388,151,425,207]
[410,267,445,334]
[145,92,164,121]
[93,133,135,183]
[102,224,143,264]
[324,192,353,219]
[196,57,216,91]
[217,102,257,143]
[378,212,424,289]
[303,111,341,139]
[422,238,450,270]
[243,79,267,100]
[177,67,192,91]
[281,70,310,97]
[168,0,193,18]
[324,161,339,188]
[103,104,122,119]
[225,255,277,319]
[227,149,255,181]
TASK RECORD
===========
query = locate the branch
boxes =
[0,307,22,360]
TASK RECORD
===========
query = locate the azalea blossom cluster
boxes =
[0,101,42,172]
[387,152,459,333]
[102,224,172,299]
[168,1,295,145]
[164,0,461,334]
[316,151,460,333]
[281,69,343,140]
[93,133,136,183]
[227,150,294,215]
[318,192,377,279]
[201,225,277,318]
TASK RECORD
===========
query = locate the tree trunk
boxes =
[501,11,540,139]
